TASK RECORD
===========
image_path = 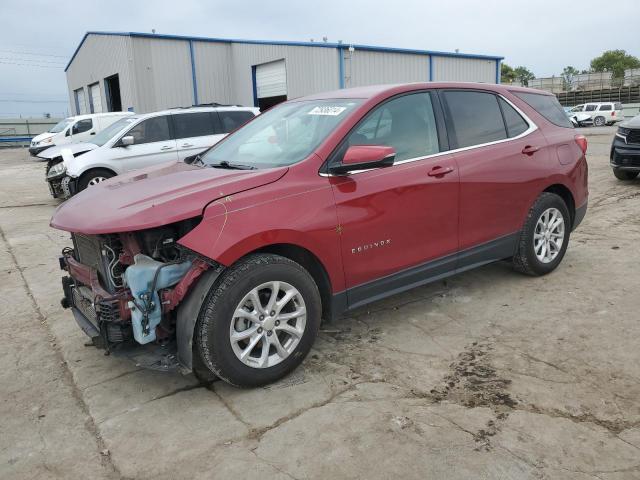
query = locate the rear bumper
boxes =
[573,200,587,231]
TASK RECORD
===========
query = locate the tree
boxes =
[590,50,640,79]
[514,66,535,86]
[561,66,579,90]
[501,63,517,83]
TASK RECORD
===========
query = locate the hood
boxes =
[37,142,97,160]
[50,161,288,234]
[621,114,640,129]
[32,131,54,144]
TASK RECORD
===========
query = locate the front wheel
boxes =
[77,168,115,192]
[513,192,571,276]
[195,254,321,387]
[613,168,639,181]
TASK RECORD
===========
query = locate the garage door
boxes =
[255,60,287,99]
[89,83,102,113]
[74,88,87,115]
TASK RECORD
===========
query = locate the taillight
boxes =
[574,134,587,155]
[612,111,616,117]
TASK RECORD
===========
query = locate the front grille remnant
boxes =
[71,233,124,293]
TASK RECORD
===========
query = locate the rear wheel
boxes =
[593,116,606,127]
[195,254,321,387]
[513,192,570,276]
[77,168,115,192]
[613,168,639,181]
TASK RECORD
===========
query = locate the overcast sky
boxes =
[2,0,638,118]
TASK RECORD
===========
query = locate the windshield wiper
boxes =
[210,160,256,170]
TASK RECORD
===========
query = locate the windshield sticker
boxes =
[308,106,347,116]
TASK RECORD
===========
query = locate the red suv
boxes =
[51,83,588,387]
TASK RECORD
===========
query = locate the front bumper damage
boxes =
[59,233,216,372]
[47,174,76,199]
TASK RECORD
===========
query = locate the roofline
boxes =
[65,31,504,72]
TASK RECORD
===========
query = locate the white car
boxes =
[568,102,624,127]
[44,106,259,198]
[29,112,134,157]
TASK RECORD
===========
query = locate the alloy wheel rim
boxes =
[88,176,106,186]
[229,281,307,369]
[534,207,565,264]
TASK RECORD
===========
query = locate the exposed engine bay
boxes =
[59,218,212,370]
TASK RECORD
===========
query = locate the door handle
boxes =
[181,143,194,148]
[427,166,454,177]
[522,145,540,156]
[160,146,173,151]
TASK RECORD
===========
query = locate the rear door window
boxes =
[598,104,612,111]
[513,92,574,128]
[217,111,255,133]
[498,98,529,138]
[126,116,172,144]
[172,112,215,139]
[442,91,507,148]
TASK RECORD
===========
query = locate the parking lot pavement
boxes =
[1,133,639,479]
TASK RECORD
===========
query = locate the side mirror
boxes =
[329,145,396,175]
[119,135,134,147]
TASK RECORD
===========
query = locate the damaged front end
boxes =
[59,219,217,372]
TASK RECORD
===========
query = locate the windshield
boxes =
[200,99,362,168]
[49,118,73,133]
[91,116,139,147]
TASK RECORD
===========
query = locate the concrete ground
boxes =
[1,126,639,479]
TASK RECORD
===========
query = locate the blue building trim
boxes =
[188,40,199,105]
[428,55,434,81]
[338,47,345,89]
[251,65,258,107]
[495,59,501,84]
[66,31,504,72]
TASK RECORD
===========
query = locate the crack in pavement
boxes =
[0,223,122,479]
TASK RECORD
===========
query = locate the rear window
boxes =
[615,102,623,110]
[513,92,573,128]
[218,111,255,134]
[442,91,507,148]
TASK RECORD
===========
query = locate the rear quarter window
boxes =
[513,92,573,128]
[218,111,255,134]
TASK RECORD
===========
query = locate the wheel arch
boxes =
[542,183,575,228]
[247,243,334,324]
[78,166,118,179]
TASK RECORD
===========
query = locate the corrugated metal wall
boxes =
[431,56,496,84]
[345,50,429,88]
[66,34,501,114]
[229,44,340,106]
[192,42,233,105]
[65,34,136,115]
[130,38,194,112]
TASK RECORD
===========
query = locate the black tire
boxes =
[593,116,606,127]
[613,168,639,181]
[77,168,115,192]
[513,192,571,276]
[195,254,321,388]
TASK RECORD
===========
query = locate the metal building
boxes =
[65,31,503,115]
